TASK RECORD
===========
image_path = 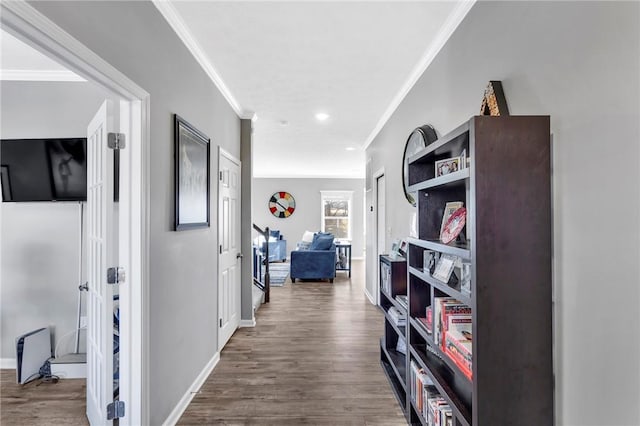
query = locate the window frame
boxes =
[320,190,353,241]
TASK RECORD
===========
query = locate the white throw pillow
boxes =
[301,230,315,243]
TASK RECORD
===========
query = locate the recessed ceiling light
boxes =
[315,112,330,121]
[345,147,356,151]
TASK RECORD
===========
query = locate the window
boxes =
[321,191,353,240]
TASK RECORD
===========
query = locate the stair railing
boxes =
[252,224,270,303]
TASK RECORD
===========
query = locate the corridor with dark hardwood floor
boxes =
[178,259,405,425]
[0,260,403,425]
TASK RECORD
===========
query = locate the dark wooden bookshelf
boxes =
[396,115,553,426]
[379,255,410,423]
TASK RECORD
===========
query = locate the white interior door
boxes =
[218,149,241,350]
[86,100,116,425]
[376,174,386,305]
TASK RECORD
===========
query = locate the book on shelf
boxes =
[410,359,433,416]
[415,317,432,336]
[427,396,452,426]
[434,298,471,349]
[388,306,406,326]
[395,295,408,311]
[443,313,471,349]
[444,328,473,380]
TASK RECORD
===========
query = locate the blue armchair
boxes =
[290,233,336,283]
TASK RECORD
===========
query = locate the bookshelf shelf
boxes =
[382,116,553,425]
[381,288,405,313]
[384,309,407,338]
[410,346,471,426]
[408,168,469,193]
[381,338,407,391]
[408,266,472,306]
[406,237,470,260]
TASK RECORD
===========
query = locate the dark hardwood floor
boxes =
[178,260,405,425]
[0,260,404,425]
[0,370,87,425]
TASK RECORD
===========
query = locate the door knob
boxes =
[236,253,243,259]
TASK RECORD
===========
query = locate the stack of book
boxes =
[388,306,406,327]
[395,295,408,311]
[434,297,472,380]
[410,360,453,425]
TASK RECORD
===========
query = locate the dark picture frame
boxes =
[174,114,210,230]
[1,165,12,201]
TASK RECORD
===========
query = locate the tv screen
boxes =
[1,138,87,202]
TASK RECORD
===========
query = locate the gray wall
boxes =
[365,2,639,425]
[0,81,108,360]
[252,178,365,258]
[240,119,253,320]
[30,2,241,424]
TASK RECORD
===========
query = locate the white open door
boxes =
[218,148,241,350]
[86,100,117,425]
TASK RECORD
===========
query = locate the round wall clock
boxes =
[269,192,296,218]
[402,124,438,206]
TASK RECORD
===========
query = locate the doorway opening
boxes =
[1,2,149,425]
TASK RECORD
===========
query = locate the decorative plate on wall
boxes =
[269,192,296,218]
[402,124,438,206]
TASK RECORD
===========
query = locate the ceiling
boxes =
[1,2,474,179]
[0,29,84,81]
[156,1,474,178]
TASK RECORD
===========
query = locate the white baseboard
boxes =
[1,358,16,369]
[239,318,256,328]
[51,362,86,379]
[162,351,220,426]
[364,286,377,305]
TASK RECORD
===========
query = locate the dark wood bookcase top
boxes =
[380,115,553,426]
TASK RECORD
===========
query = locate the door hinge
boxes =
[107,400,125,420]
[219,171,223,181]
[219,245,222,254]
[107,267,125,284]
[107,132,126,150]
[219,319,222,327]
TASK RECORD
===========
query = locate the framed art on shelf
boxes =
[174,114,210,231]
[435,157,461,177]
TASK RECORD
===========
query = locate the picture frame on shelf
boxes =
[440,201,464,237]
[389,240,400,259]
[398,239,408,257]
[174,114,210,231]
[423,250,438,275]
[432,254,456,283]
[435,157,461,177]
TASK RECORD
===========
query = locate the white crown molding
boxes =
[1,1,149,100]
[0,69,85,81]
[152,1,253,119]
[362,0,476,150]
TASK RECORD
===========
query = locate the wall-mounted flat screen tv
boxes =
[1,138,87,202]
